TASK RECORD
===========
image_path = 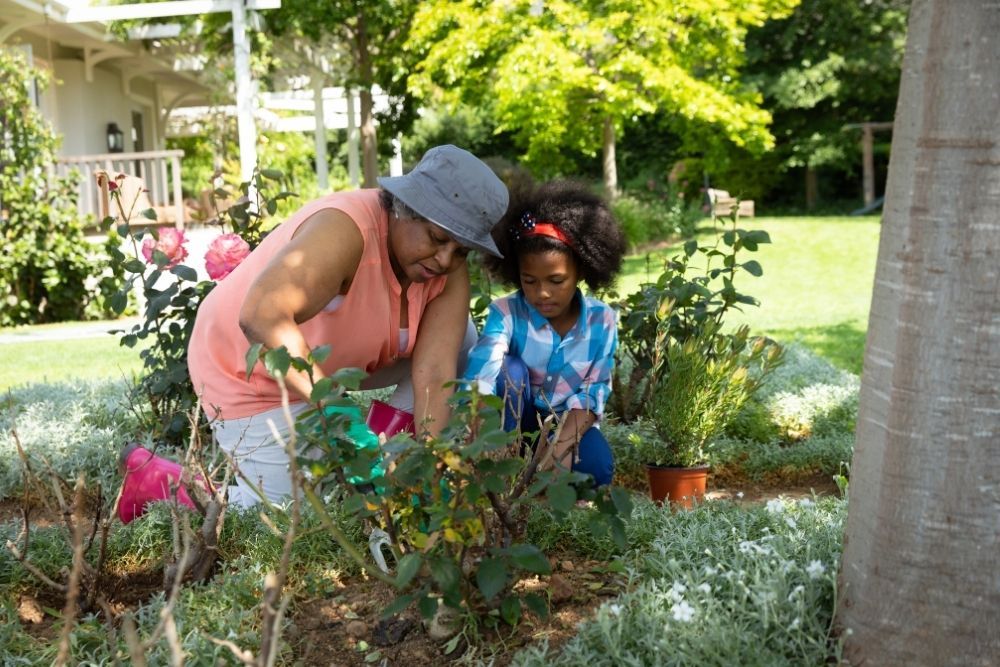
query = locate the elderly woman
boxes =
[120,145,508,517]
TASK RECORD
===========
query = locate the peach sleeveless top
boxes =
[187,189,447,420]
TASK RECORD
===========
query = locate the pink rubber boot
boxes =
[118,443,198,524]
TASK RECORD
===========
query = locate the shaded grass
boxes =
[0,336,144,392]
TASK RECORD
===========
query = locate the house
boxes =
[1,0,211,227]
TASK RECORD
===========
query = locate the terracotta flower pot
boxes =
[645,464,710,508]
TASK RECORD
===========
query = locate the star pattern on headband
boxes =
[511,212,539,241]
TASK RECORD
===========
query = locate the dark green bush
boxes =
[0,50,114,326]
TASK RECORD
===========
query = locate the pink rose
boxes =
[141,228,188,269]
[204,233,251,280]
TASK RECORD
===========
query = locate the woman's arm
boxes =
[239,209,364,401]
[410,262,471,437]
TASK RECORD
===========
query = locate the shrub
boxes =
[611,189,700,250]
[514,496,846,666]
[0,50,113,325]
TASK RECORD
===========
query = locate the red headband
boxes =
[522,222,573,248]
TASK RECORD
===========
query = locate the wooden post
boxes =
[862,124,876,206]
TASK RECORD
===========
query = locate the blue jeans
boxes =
[496,355,614,487]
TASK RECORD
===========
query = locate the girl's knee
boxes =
[576,427,614,487]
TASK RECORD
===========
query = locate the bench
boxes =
[707,188,755,218]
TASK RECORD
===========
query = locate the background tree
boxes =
[743,0,910,210]
[407,0,797,194]
[838,1,1000,663]
[268,0,421,185]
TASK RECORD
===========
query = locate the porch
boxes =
[53,149,190,228]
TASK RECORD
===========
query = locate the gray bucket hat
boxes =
[378,145,508,258]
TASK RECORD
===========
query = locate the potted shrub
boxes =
[641,316,782,507]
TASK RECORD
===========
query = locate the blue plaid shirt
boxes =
[463,290,618,417]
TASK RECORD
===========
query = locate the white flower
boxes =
[607,604,622,617]
[766,498,785,514]
[697,583,712,595]
[806,560,826,579]
[798,498,815,508]
[736,491,745,499]
[670,600,695,622]
[789,617,801,630]
[787,585,805,602]
[666,581,687,603]
[703,565,718,576]
[784,515,798,529]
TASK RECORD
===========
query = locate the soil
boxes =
[289,554,627,666]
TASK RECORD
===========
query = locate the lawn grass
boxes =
[1,215,880,389]
[0,335,144,392]
[615,215,881,374]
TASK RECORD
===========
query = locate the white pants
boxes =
[213,321,477,507]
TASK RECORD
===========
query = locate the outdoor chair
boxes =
[707,188,755,218]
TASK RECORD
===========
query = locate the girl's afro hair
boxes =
[484,180,627,291]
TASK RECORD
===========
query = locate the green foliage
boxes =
[257,345,630,628]
[644,322,783,467]
[0,49,114,326]
[105,168,291,442]
[409,0,797,178]
[610,183,702,249]
[609,213,774,422]
[515,495,846,666]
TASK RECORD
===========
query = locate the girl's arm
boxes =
[239,210,364,402]
[462,301,514,395]
[410,263,471,437]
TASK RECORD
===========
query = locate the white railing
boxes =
[53,149,186,228]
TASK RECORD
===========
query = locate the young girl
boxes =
[463,180,627,486]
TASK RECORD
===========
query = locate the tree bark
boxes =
[838,2,1000,665]
[354,12,379,187]
[804,166,818,211]
[602,116,618,199]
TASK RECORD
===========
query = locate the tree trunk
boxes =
[804,166,817,210]
[838,3,1000,665]
[601,116,618,199]
[355,12,379,187]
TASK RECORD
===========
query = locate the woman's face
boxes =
[388,213,470,284]
[518,249,580,326]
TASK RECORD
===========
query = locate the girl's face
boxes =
[388,213,470,284]
[519,250,580,327]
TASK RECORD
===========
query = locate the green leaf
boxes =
[683,239,698,257]
[380,593,414,619]
[546,482,576,513]
[508,544,550,574]
[430,557,461,592]
[609,516,627,549]
[263,346,292,378]
[141,208,158,221]
[331,367,366,390]
[124,258,146,273]
[171,265,198,282]
[266,199,278,215]
[500,595,521,626]
[244,343,263,380]
[395,553,423,589]
[476,557,507,601]
[743,260,763,277]
[260,168,284,180]
[523,592,548,619]
[722,230,736,246]
[311,344,331,365]
[109,290,128,314]
[309,377,335,403]
[610,487,634,516]
[418,595,438,620]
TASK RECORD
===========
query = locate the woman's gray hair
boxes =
[390,195,424,221]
